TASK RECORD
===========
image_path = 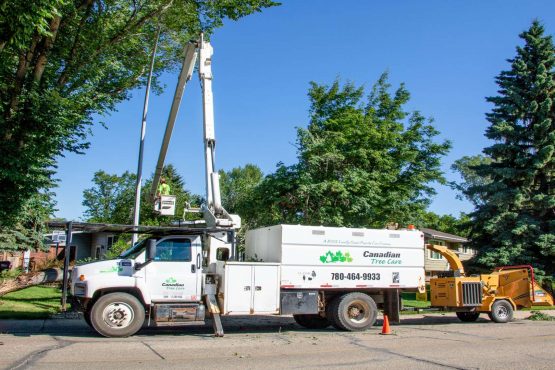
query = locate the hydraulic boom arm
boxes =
[150,42,198,201]
[150,35,240,229]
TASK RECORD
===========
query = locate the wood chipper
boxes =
[427,244,554,323]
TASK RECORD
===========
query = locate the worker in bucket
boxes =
[157,177,171,196]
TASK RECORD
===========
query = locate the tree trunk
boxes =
[0,268,64,297]
[33,15,62,84]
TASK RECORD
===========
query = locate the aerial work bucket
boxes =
[155,195,176,216]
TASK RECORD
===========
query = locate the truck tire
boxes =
[90,292,145,337]
[327,292,378,331]
[456,311,480,322]
[325,296,346,330]
[489,300,513,323]
[83,308,93,328]
[293,314,330,329]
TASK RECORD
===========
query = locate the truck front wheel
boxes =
[293,314,330,329]
[90,292,145,337]
[489,300,513,323]
[327,292,378,331]
[83,308,93,328]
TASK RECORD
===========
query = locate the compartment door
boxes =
[253,265,280,314]
[224,265,253,314]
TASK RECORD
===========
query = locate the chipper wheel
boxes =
[456,311,480,322]
[293,314,331,329]
[326,292,378,331]
[488,300,514,323]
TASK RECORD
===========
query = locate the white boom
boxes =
[150,35,240,229]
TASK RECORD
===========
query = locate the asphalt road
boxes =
[1,311,554,369]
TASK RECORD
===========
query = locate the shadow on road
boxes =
[0,313,499,338]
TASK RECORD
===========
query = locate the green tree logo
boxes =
[320,250,353,263]
[165,277,177,284]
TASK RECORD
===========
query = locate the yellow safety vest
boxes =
[158,183,171,195]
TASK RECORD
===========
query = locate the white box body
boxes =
[245,225,425,290]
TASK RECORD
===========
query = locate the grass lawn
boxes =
[522,306,555,311]
[402,298,431,309]
[0,285,62,319]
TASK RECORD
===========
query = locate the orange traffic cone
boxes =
[380,314,392,335]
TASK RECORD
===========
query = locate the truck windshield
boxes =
[119,238,150,259]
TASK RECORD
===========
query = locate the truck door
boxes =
[145,236,201,302]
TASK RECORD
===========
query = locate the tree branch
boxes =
[5,36,40,120]
[94,1,172,58]
[0,268,64,297]
[57,0,95,87]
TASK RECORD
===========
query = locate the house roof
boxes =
[420,228,468,243]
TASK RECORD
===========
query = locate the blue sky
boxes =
[54,0,555,221]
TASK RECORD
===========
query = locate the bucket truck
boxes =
[70,36,427,338]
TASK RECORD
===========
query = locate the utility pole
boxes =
[61,221,72,311]
[132,26,161,244]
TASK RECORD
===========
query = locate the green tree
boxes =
[249,74,451,228]
[468,21,555,275]
[82,164,199,224]
[0,192,54,251]
[139,164,200,225]
[451,155,492,207]
[82,170,136,223]
[419,211,471,238]
[219,164,263,215]
[218,164,264,250]
[0,0,277,227]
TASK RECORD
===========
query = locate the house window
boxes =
[460,245,469,254]
[107,236,114,249]
[429,250,443,260]
[428,239,445,246]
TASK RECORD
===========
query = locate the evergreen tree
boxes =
[451,155,492,207]
[82,164,200,225]
[469,21,555,275]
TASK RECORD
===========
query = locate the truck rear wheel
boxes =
[489,300,513,323]
[293,314,330,329]
[327,292,378,331]
[456,311,480,322]
[90,292,145,337]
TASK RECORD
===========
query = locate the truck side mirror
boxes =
[146,239,157,261]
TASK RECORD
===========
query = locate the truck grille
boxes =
[462,282,482,306]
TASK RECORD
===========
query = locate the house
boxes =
[420,227,475,280]
[42,230,118,262]
[1,230,118,271]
